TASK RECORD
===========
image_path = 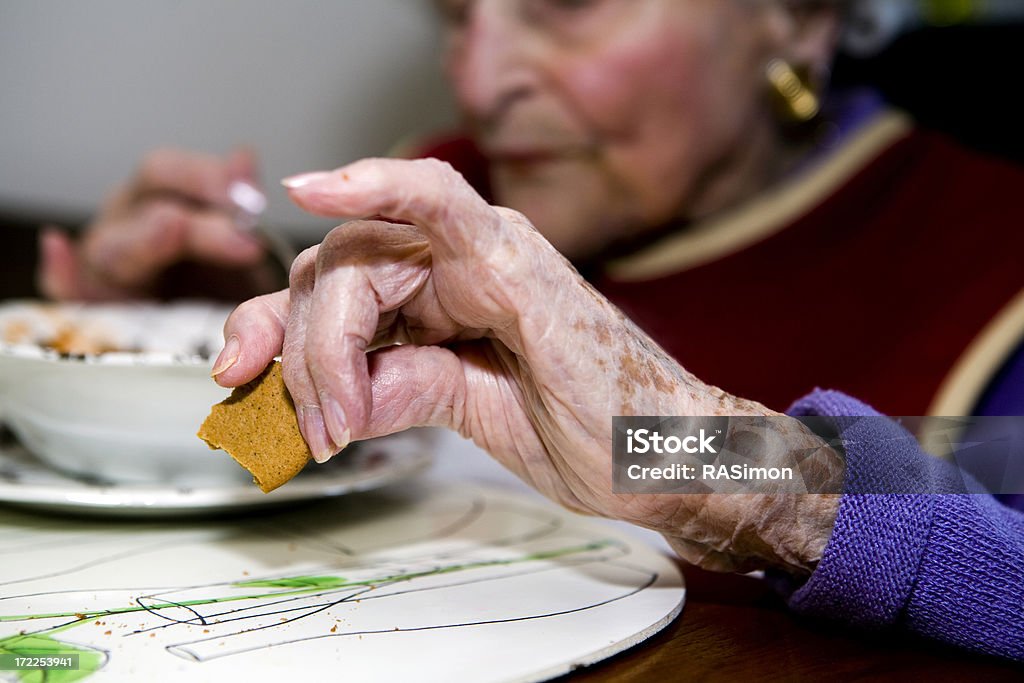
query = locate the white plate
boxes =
[0,430,433,517]
[0,482,684,683]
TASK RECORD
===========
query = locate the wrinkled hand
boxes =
[38,147,270,300]
[214,158,843,575]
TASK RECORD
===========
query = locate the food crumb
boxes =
[75,613,86,620]
[330,625,337,633]
[149,634,155,638]
[104,630,112,636]
[203,629,210,634]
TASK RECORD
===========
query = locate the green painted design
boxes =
[232,576,350,590]
[0,632,103,683]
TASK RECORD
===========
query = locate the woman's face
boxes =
[440,0,790,259]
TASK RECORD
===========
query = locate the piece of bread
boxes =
[197,361,311,492]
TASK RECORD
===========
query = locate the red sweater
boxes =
[417,119,1024,415]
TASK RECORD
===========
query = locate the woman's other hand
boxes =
[38,147,268,300]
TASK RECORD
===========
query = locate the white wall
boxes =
[0,1,457,240]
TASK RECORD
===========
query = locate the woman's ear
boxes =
[768,2,845,80]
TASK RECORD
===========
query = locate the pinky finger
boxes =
[37,226,81,301]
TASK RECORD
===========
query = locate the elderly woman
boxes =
[38,0,1024,660]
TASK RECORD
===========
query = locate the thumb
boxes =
[226,146,267,222]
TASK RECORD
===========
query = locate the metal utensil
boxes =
[228,180,297,272]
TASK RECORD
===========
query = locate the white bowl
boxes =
[0,301,248,486]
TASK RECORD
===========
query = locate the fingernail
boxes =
[281,171,333,189]
[228,180,267,216]
[322,396,351,452]
[211,335,240,377]
[298,404,338,463]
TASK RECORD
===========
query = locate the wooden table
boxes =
[558,563,1021,681]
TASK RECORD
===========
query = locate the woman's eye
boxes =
[436,0,472,25]
[526,0,607,25]
[557,0,597,7]
[540,0,599,12]
[437,0,612,31]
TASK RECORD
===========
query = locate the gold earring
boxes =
[765,58,820,123]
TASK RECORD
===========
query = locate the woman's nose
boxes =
[448,2,534,120]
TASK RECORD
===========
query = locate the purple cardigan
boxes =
[786,390,1024,661]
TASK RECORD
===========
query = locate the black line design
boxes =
[170,574,658,662]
